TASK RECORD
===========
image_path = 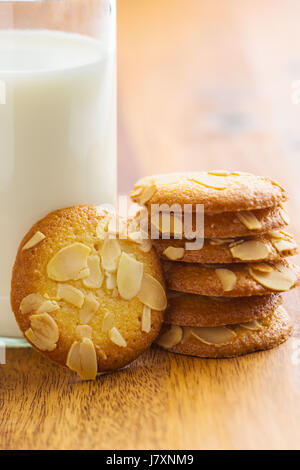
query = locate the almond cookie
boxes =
[148,205,288,240]
[165,292,283,327]
[11,206,167,380]
[130,171,287,213]
[156,306,293,358]
[163,259,300,297]
[154,231,298,264]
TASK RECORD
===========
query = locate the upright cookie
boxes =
[131,171,287,213]
[157,306,293,358]
[165,292,283,327]
[163,259,300,297]
[11,206,167,380]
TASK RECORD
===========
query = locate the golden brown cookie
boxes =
[156,306,293,358]
[165,292,283,327]
[163,259,300,297]
[154,231,298,264]
[147,205,288,239]
[130,171,287,213]
[11,206,167,380]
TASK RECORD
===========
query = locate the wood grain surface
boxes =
[2,0,300,450]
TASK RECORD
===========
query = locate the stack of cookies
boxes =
[130,171,300,358]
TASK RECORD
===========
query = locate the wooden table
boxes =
[1,0,300,450]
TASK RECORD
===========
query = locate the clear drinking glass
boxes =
[0,0,116,346]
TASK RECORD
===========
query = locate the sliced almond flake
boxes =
[181,326,193,344]
[209,238,236,246]
[156,325,183,349]
[80,293,99,324]
[57,284,85,308]
[25,327,56,352]
[30,313,59,344]
[111,216,128,238]
[25,313,59,351]
[107,215,118,235]
[100,238,121,272]
[163,246,185,260]
[36,299,59,314]
[66,341,81,373]
[102,312,114,333]
[112,287,119,298]
[156,174,182,184]
[230,240,271,261]
[138,185,157,205]
[251,263,274,273]
[138,238,152,253]
[66,338,98,381]
[271,180,286,192]
[270,238,298,253]
[215,269,237,292]
[83,255,104,289]
[278,230,294,240]
[130,186,144,199]
[208,170,231,176]
[47,243,91,282]
[228,240,245,248]
[109,327,127,347]
[239,320,262,331]
[127,215,141,233]
[22,231,46,250]
[236,211,262,230]
[117,252,144,300]
[78,339,98,380]
[249,265,297,291]
[280,209,290,225]
[128,231,143,243]
[268,230,285,239]
[73,268,90,280]
[189,173,228,189]
[96,346,108,361]
[76,325,92,339]
[115,221,128,240]
[141,305,152,333]
[128,230,151,251]
[20,293,46,314]
[191,326,236,346]
[279,204,290,224]
[20,294,58,316]
[277,264,298,283]
[96,219,109,240]
[105,272,117,290]
[137,273,167,311]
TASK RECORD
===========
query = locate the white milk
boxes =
[0,30,116,337]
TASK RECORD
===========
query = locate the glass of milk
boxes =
[0,0,116,344]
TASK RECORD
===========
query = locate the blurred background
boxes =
[118,0,300,240]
